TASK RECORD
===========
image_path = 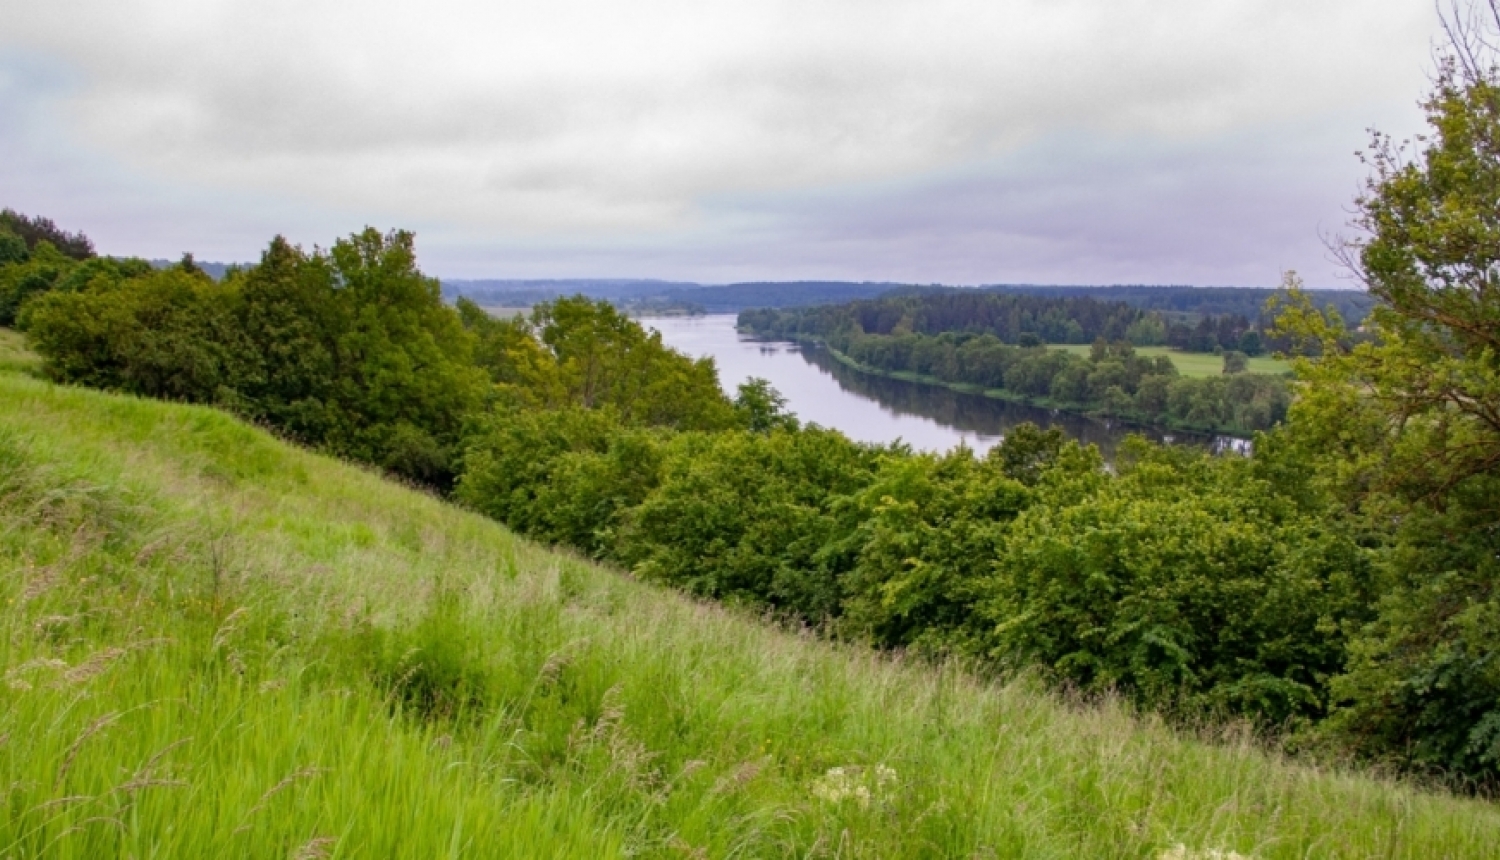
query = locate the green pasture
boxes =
[1052,344,1289,377]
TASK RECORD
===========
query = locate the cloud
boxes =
[1,0,1438,281]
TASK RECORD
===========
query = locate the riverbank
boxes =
[746,327,1258,440]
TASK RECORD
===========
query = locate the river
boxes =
[644,314,1245,458]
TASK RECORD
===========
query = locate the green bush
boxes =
[22,230,488,486]
[0,230,26,266]
[22,266,241,398]
[836,447,1030,652]
[457,406,624,535]
[984,440,1375,723]
[618,427,882,617]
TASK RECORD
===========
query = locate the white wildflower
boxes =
[809,764,899,809]
[1158,844,1258,860]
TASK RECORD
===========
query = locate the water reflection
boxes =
[797,346,1202,460]
[644,314,1244,457]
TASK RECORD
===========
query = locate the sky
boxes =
[1,0,1441,286]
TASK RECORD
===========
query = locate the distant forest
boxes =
[738,289,1304,355]
[953,284,1373,327]
[445,277,1375,322]
[442,279,899,312]
[440,278,703,307]
[148,258,239,281]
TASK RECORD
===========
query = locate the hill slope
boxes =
[1,353,1497,857]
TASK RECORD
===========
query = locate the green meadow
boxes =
[1050,344,1289,378]
[2,343,1498,858]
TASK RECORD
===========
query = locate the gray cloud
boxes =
[1,0,1438,283]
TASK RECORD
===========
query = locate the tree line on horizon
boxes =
[740,290,1273,353]
[445,278,1377,321]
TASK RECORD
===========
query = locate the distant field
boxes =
[1052,344,1289,378]
[477,305,533,319]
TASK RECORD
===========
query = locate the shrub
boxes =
[983,440,1375,723]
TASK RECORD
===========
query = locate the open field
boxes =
[1,342,1496,857]
[1051,344,1290,377]
[476,305,533,319]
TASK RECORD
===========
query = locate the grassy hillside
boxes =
[1051,344,1289,378]
[1,352,1496,857]
[0,327,37,374]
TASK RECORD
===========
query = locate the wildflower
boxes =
[1158,845,1257,860]
[809,764,899,809]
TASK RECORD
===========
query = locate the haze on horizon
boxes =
[1,1,1438,288]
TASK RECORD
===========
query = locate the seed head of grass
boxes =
[292,836,336,860]
[711,758,765,796]
[56,712,121,788]
[20,565,62,603]
[62,647,127,685]
[234,766,329,834]
[6,657,68,690]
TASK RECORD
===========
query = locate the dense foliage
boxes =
[457,296,735,430]
[0,208,95,260]
[1263,19,1500,778]
[18,230,488,485]
[455,410,1375,731]
[10,225,750,486]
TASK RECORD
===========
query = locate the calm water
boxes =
[644,314,1242,457]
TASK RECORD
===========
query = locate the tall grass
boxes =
[1,365,1497,857]
[0,328,38,375]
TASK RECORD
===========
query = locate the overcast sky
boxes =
[1,1,1439,286]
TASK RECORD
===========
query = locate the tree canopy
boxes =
[1266,2,1500,777]
[0,208,94,260]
